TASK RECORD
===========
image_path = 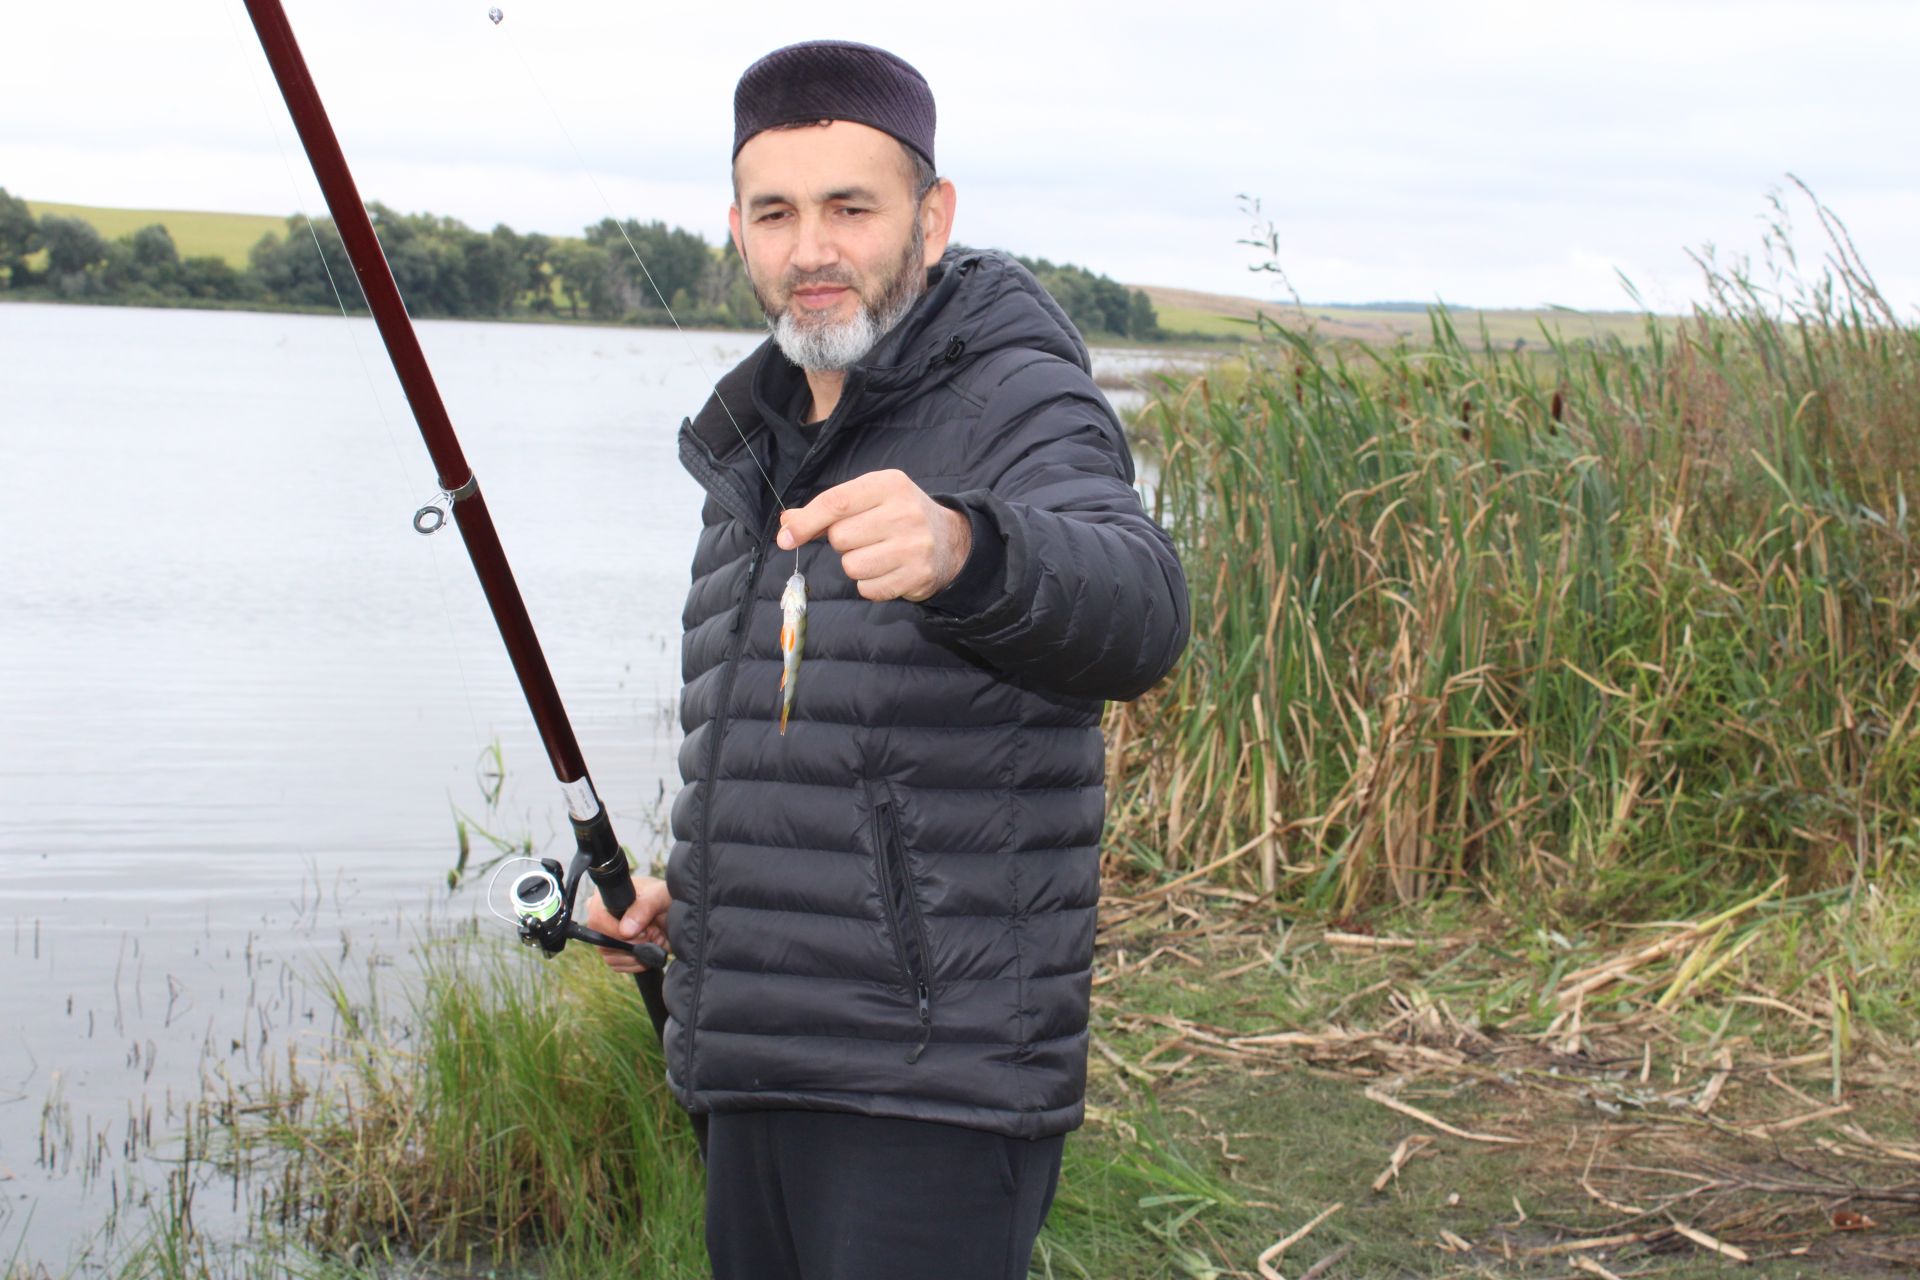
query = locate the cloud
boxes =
[4,0,1915,311]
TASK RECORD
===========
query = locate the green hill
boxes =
[1136,283,1659,347]
[25,200,284,269]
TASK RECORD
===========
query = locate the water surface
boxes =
[0,303,755,1266]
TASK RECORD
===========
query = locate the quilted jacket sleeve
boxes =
[921,360,1190,701]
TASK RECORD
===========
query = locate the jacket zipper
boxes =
[875,799,934,1064]
[685,526,775,1084]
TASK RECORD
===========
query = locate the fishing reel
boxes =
[504,851,668,971]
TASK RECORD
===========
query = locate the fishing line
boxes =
[219,0,492,752]
[481,6,798,573]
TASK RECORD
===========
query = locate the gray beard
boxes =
[760,224,926,373]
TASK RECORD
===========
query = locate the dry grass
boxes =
[1076,875,1920,1277]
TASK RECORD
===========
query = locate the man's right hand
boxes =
[582,874,672,974]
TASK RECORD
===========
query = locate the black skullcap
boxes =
[733,40,936,169]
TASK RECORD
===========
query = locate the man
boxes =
[586,39,1189,1279]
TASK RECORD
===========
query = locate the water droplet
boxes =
[488,7,503,23]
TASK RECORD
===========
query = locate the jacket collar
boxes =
[678,247,1081,522]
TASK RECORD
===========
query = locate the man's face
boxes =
[730,121,955,372]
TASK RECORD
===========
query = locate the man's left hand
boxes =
[777,469,973,602]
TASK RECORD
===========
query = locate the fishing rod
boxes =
[239,0,671,1041]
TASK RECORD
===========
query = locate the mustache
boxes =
[780,266,859,292]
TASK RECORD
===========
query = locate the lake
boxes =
[0,301,1162,1268]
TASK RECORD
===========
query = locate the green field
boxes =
[25,199,284,268]
[1138,282,1660,347]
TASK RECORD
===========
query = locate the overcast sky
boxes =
[7,0,1917,313]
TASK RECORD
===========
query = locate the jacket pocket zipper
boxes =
[875,800,934,1064]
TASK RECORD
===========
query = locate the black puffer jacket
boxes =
[662,248,1188,1138]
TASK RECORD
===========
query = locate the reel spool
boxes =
[512,866,563,925]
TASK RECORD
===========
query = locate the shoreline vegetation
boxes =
[23,185,1920,1277]
[0,189,1171,344]
[1,194,1665,352]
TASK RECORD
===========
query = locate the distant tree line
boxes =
[1013,255,1161,341]
[0,186,1162,340]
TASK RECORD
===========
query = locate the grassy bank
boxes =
[88,879,1920,1277]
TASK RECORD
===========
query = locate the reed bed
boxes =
[1106,191,1920,918]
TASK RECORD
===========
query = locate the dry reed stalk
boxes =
[1764,1050,1831,1071]
[1255,1202,1343,1280]
[1694,1049,1733,1116]
[1132,817,1317,899]
[1579,1177,1647,1217]
[1671,929,1764,1005]
[1231,1031,1345,1050]
[1828,969,1851,1103]
[1521,1232,1650,1256]
[1654,923,1731,1009]
[1739,1103,1852,1137]
[1556,877,1785,1009]
[1324,931,1421,950]
[1362,1087,1523,1145]
[1667,1218,1751,1263]
[1371,1133,1433,1192]
[1165,757,1190,873]
[1215,951,1275,981]
[1253,693,1280,891]
[1838,1124,1920,1164]
[1560,990,1585,1056]
[1296,1245,1352,1280]
[1089,1034,1154,1085]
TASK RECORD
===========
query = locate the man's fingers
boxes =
[821,505,896,553]
[779,481,863,550]
[856,566,923,602]
[777,471,906,550]
[582,890,617,935]
[840,538,909,583]
[584,878,670,971]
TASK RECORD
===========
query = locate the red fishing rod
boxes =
[240,0,670,1038]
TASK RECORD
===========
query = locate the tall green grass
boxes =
[1107,187,1920,917]
[242,939,709,1277]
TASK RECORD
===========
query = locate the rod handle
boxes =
[572,809,672,1041]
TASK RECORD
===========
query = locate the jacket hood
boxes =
[865,246,1092,392]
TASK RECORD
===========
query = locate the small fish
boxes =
[778,569,807,735]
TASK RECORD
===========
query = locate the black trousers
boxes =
[704,1110,1066,1280]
